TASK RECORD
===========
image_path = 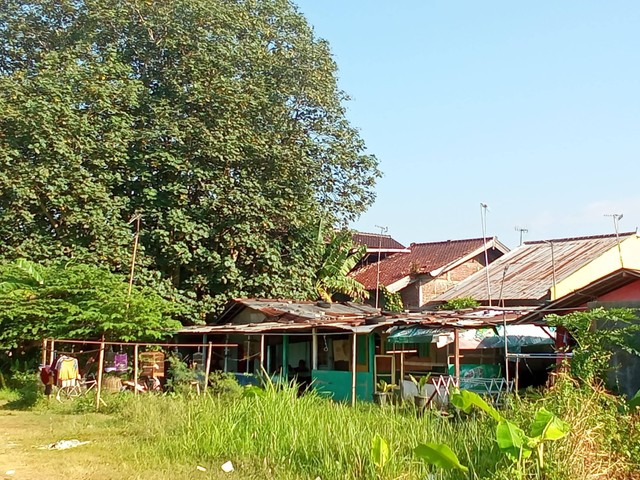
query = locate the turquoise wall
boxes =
[312,370,374,402]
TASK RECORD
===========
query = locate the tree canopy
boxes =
[0,259,181,349]
[0,0,380,321]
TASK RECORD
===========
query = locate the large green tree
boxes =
[0,0,380,320]
[0,259,181,349]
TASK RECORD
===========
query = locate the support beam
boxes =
[260,335,266,372]
[204,342,213,394]
[453,328,460,379]
[49,339,55,366]
[311,328,318,371]
[223,335,229,373]
[400,344,405,397]
[351,333,357,407]
[95,338,106,411]
[282,335,289,380]
[41,338,47,366]
[133,344,139,396]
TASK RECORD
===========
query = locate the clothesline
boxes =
[46,338,236,348]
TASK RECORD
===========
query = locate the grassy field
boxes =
[0,377,638,480]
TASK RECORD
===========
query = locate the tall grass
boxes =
[7,374,637,479]
[115,385,500,480]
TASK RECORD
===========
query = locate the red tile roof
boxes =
[352,231,406,250]
[351,238,493,290]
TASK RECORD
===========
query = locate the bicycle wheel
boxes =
[56,385,81,402]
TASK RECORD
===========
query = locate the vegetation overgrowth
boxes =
[3,374,637,480]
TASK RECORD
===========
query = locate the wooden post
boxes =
[282,335,289,380]
[95,339,106,410]
[400,344,405,398]
[259,335,266,371]
[41,338,47,366]
[49,339,55,366]
[204,342,213,394]
[351,333,357,407]
[223,335,229,373]
[515,356,520,395]
[133,344,139,396]
[245,337,251,374]
[311,328,318,371]
[453,328,461,380]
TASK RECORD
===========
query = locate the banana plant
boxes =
[371,434,390,473]
[414,442,469,473]
[450,389,569,475]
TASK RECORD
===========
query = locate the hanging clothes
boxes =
[39,365,54,396]
[54,355,80,387]
[104,351,117,373]
[114,353,128,372]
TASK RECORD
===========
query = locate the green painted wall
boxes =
[312,370,374,402]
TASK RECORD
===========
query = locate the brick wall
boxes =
[401,257,485,308]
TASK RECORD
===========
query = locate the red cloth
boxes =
[39,365,54,385]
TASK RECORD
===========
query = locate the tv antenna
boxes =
[514,226,528,246]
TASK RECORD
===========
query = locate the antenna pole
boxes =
[605,214,624,268]
[374,225,388,310]
[480,203,492,306]
[515,226,528,246]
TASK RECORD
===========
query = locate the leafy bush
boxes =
[440,297,480,310]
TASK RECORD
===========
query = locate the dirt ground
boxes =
[0,401,237,480]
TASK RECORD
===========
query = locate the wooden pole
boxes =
[282,335,289,380]
[95,339,106,411]
[127,215,141,299]
[133,344,139,396]
[204,342,213,394]
[453,328,461,380]
[400,344,405,398]
[41,338,47,365]
[311,328,318,371]
[49,339,55,366]
[259,335,265,371]
[351,333,357,407]
[515,356,520,395]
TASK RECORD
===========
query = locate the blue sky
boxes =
[294,1,640,248]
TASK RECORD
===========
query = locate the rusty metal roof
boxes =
[350,237,507,290]
[436,232,638,304]
[216,298,380,325]
[179,301,535,335]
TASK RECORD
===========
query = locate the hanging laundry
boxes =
[114,353,128,372]
[104,351,117,373]
[54,356,80,387]
[39,365,54,396]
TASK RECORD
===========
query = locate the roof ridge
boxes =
[409,237,491,247]
[524,231,637,245]
[353,231,396,238]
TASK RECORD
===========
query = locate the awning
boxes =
[459,325,555,350]
[387,326,451,344]
[387,325,555,350]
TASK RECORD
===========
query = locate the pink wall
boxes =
[596,279,640,302]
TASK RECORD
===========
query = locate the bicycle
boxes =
[55,377,97,402]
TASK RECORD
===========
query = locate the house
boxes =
[178,298,546,403]
[432,232,640,391]
[434,232,640,308]
[350,237,509,310]
[351,231,410,267]
[516,267,640,397]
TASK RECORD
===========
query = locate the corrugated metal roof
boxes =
[179,302,534,336]
[352,231,406,250]
[437,232,637,303]
[217,298,380,325]
[350,237,501,290]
